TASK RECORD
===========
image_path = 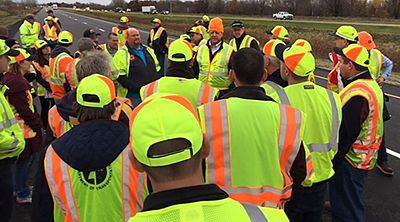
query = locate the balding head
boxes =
[127,28,141,48]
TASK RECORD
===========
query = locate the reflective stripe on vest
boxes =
[111,97,133,120]
[44,25,58,41]
[48,106,72,138]
[65,59,80,89]
[327,62,341,94]
[340,80,383,170]
[0,97,18,130]
[201,100,302,208]
[261,81,282,96]
[112,26,128,45]
[368,49,383,79]
[197,43,233,89]
[45,145,143,222]
[7,89,36,139]
[240,203,269,222]
[276,88,339,153]
[229,35,258,52]
[141,79,216,109]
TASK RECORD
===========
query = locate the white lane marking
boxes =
[387,148,400,159]
[83,22,87,24]
[99,28,105,32]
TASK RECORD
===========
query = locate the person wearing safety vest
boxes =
[147,18,168,76]
[49,31,74,101]
[329,44,384,222]
[40,16,61,50]
[19,14,39,54]
[47,50,133,142]
[293,39,316,84]
[44,74,144,222]
[266,25,290,44]
[229,20,259,52]
[198,48,310,209]
[127,93,289,222]
[261,39,288,96]
[327,25,358,94]
[112,28,161,106]
[194,17,235,95]
[188,25,207,54]
[2,48,44,204]
[28,14,41,39]
[0,40,25,222]
[140,39,219,109]
[112,16,129,47]
[358,31,394,176]
[32,40,54,129]
[99,32,120,58]
[46,10,62,28]
[269,44,342,222]
[65,37,96,90]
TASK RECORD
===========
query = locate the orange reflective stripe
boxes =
[45,147,81,221]
[44,25,58,41]
[112,97,133,120]
[48,106,67,138]
[142,81,158,100]
[327,63,340,93]
[204,100,231,187]
[278,105,303,190]
[198,83,214,107]
[65,59,79,89]
[121,147,135,220]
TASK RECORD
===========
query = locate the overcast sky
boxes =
[37,0,113,5]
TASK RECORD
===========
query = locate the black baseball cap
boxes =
[83,29,101,38]
[231,20,244,28]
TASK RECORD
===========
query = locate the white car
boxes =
[273,12,293,20]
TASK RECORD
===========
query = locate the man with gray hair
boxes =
[66,38,96,89]
[260,39,288,96]
[32,50,133,221]
[99,32,119,58]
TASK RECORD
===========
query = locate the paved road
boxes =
[10,8,400,222]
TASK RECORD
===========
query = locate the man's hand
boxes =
[377,77,385,86]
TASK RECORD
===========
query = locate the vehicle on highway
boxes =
[160,10,169,15]
[52,4,58,10]
[273,11,293,20]
[142,6,157,14]
[115,7,125,13]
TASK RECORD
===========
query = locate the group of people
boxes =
[0,10,393,222]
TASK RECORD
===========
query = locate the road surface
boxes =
[9,8,400,222]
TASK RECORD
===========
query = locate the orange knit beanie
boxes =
[209,17,224,33]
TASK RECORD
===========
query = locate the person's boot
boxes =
[376,161,394,176]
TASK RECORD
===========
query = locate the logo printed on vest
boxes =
[78,166,113,190]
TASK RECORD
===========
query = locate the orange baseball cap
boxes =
[266,25,289,40]
[275,45,315,77]
[263,39,285,57]
[334,44,369,67]
[357,31,376,50]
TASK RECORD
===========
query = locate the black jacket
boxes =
[266,69,288,88]
[117,44,161,94]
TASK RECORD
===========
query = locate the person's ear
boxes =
[229,69,236,83]
[129,150,145,172]
[201,133,210,159]
[260,69,268,83]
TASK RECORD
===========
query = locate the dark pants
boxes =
[0,158,16,222]
[329,160,368,222]
[377,133,387,163]
[284,181,328,222]
[39,96,55,129]
[157,54,166,76]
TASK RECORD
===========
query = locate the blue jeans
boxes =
[284,181,327,222]
[157,54,166,77]
[329,160,368,222]
[14,154,35,198]
[377,133,387,163]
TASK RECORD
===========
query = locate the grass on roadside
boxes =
[1,8,41,28]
